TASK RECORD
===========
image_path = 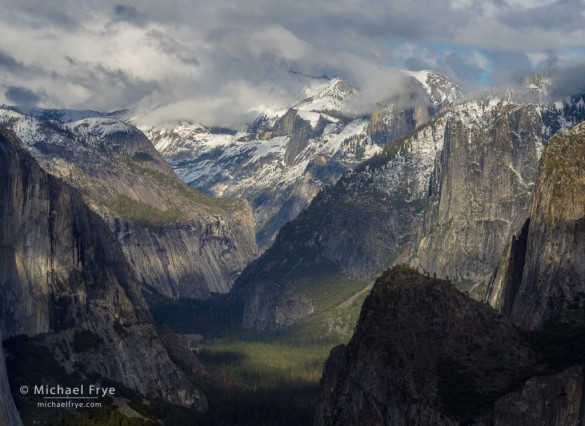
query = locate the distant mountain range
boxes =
[142,70,462,249]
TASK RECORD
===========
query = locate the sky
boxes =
[0,0,584,127]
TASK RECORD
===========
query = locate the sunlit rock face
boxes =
[489,121,585,330]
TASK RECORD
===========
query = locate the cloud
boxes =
[498,0,585,31]
[5,1,81,30]
[487,50,534,87]
[0,50,27,72]
[0,0,584,126]
[146,29,199,65]
[112,5,148,26]
[4,86,44,106]
[549,62,585,98]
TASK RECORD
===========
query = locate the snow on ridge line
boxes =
[65,117,137,135]
[403,70,431,92]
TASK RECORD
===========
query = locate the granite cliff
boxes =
[0,108,257,300]
[0,128,207,422]
[409,100,544,294]
[315,266,535,425]
[316,119,585,426]
[488,120,585,329]
[0,333,21,426]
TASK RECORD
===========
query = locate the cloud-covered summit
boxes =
[0,0,584,127]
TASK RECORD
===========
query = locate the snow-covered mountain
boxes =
[404,70,463,110]
[0,107,258,300]
[144,71,463,249]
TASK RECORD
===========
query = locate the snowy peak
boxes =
[65,117,139,137]
[293,77,357,114]
[403,70,463,110]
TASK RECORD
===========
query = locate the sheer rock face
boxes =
[316,121,585,426]
[0,128,206,412]
[488,121,585,329]
[0,109,257,300]
[101,207,257,299]
[366,78,433,145]
[316,267,585,426]
[411,102,543,291]
[315,267,534,426]
[0,128,142,337]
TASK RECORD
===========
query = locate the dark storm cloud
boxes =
[0,51,26,72]
[112,4,149,27]
[404,56,433,72]
[0,49,46,79]
[537,50,559,71]
[5,1,80,30]
[488,50,534,87]
[549,62,585,97]
[59,58,162,110]
[5,86,43,106]
[444,52,485,83]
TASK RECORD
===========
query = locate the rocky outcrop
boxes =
[366,79,432,145]
[315,266,535,425]
[316,265,585,426]
[0,127,143,337]
[239,280,314,330]
[39,325,206,408]
[0,109,257,299]
[102,207,256,299]
[315,121,585,426]
[488,121,585,329]
[0,127,206,412]
[487,218,530,317]
[487,365,585,425]
[227,97,533,329]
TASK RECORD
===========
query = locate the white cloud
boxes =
[0,0,584,126]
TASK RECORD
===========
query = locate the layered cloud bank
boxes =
[0,0,584,127]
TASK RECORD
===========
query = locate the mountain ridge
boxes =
[146,70,463,249]
[0,108,258,300]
